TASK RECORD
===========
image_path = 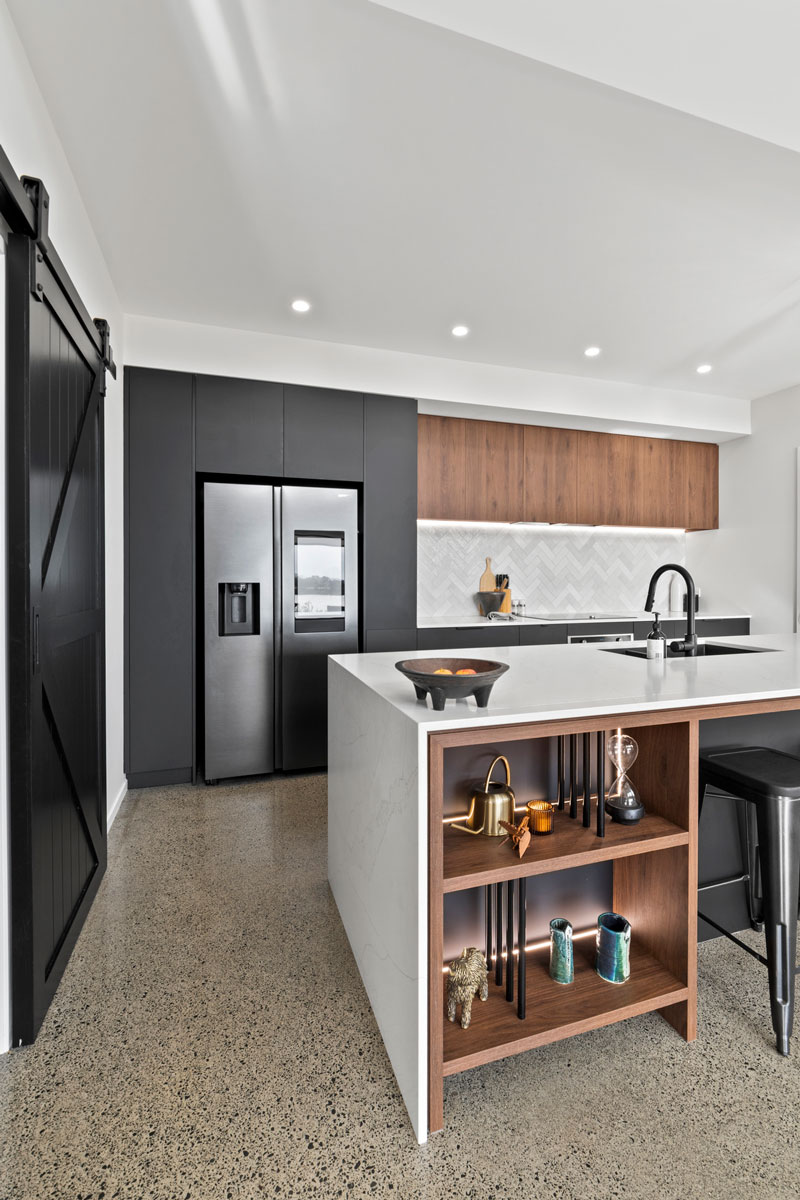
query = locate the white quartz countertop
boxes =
[416,611,751,629]
[330,633,800,731]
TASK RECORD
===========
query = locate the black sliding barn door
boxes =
[7,232,108,1044]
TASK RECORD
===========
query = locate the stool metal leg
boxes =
[736,798,764,931]
[755,795,800,1056]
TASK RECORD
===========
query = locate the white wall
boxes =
[124,313,750,444]
[687,384,800,633]
[0,0,127,1052]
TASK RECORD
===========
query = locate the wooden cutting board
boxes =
[478,557,494,592]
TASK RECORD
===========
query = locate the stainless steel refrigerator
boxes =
[202,482,359,781]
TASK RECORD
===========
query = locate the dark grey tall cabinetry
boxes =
[125,369,195,787]
[363,394,418,651]
[196,375,283,476]
[125,368,417,786]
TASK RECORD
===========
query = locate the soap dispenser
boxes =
[646,612,667,660]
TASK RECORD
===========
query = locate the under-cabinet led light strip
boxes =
[442,928,596,973]
[418,518,685,535]
[443,801,602,825]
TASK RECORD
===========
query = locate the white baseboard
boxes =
[107,779,128,830]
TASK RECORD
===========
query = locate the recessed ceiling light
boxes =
[584,346,601,358]
[451,325,469,338]
[291,298,311,313]
[696,363,712,375]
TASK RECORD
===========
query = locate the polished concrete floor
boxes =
[0,775,798,1199]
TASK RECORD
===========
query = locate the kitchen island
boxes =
[327,634,800,1142]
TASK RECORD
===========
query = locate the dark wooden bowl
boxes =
[395,658,509,711]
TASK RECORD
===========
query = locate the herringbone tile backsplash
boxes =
[417,523,686,621]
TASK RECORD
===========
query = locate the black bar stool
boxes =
[699,747,800,1056]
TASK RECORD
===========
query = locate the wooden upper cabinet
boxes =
[419,414,718,529]
[575,431,624,525]
[576,432,718,529]
[418,414,466,519]
[524,426,578,523]
[464,420,524,522]
[684,440,719,530]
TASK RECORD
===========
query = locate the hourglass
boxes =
[606,729,645,823]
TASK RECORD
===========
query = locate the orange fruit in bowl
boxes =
[433,668,453,675]
[456,668,477,675]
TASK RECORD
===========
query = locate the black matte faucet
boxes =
[644,563,698,656]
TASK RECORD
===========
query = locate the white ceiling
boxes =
[6,0,800,402]
[371,1,800,154]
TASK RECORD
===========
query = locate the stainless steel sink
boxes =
[602,643,773,659]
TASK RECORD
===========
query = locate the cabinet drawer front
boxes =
[695,618,750,637]
[519,625,568,646]
[416,626,520,650]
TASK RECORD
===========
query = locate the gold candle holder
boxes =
[526,799,554,835]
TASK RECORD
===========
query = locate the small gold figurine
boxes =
[498,814,531,859]
[446,947,489,1029]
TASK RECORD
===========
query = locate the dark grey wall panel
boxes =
[196,375,283,476]
[126,368,194,776]
[363,394,417,633]
[284,385,364,480]
[417,626,520,650]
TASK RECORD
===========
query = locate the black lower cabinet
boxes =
[417,626,520,651]
[633,618,750,640]
[520,625,568,646]
[568,622,634,641]
[633,619,684,640]
[126,368,194,786]
[696,618,750,637]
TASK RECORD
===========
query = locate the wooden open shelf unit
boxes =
[428,710,699,1134]
[443,936,688,1075]
[443,807,688,892]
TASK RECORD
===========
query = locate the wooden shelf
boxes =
[442,937,687,1076]
[443,807,688,892]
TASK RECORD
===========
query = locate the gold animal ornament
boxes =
[446,947,489,1029]
[498,814,531,859]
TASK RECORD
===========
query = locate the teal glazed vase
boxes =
[596,912,631,984]
[549,917,574,985]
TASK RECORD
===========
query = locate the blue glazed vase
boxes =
[549,917,574,985]
[595,912,631,984]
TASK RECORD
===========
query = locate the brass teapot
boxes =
[452,755,516,837]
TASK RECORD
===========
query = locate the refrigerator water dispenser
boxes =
[219,582,259,636]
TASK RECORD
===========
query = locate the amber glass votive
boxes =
[526,799,554,835]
